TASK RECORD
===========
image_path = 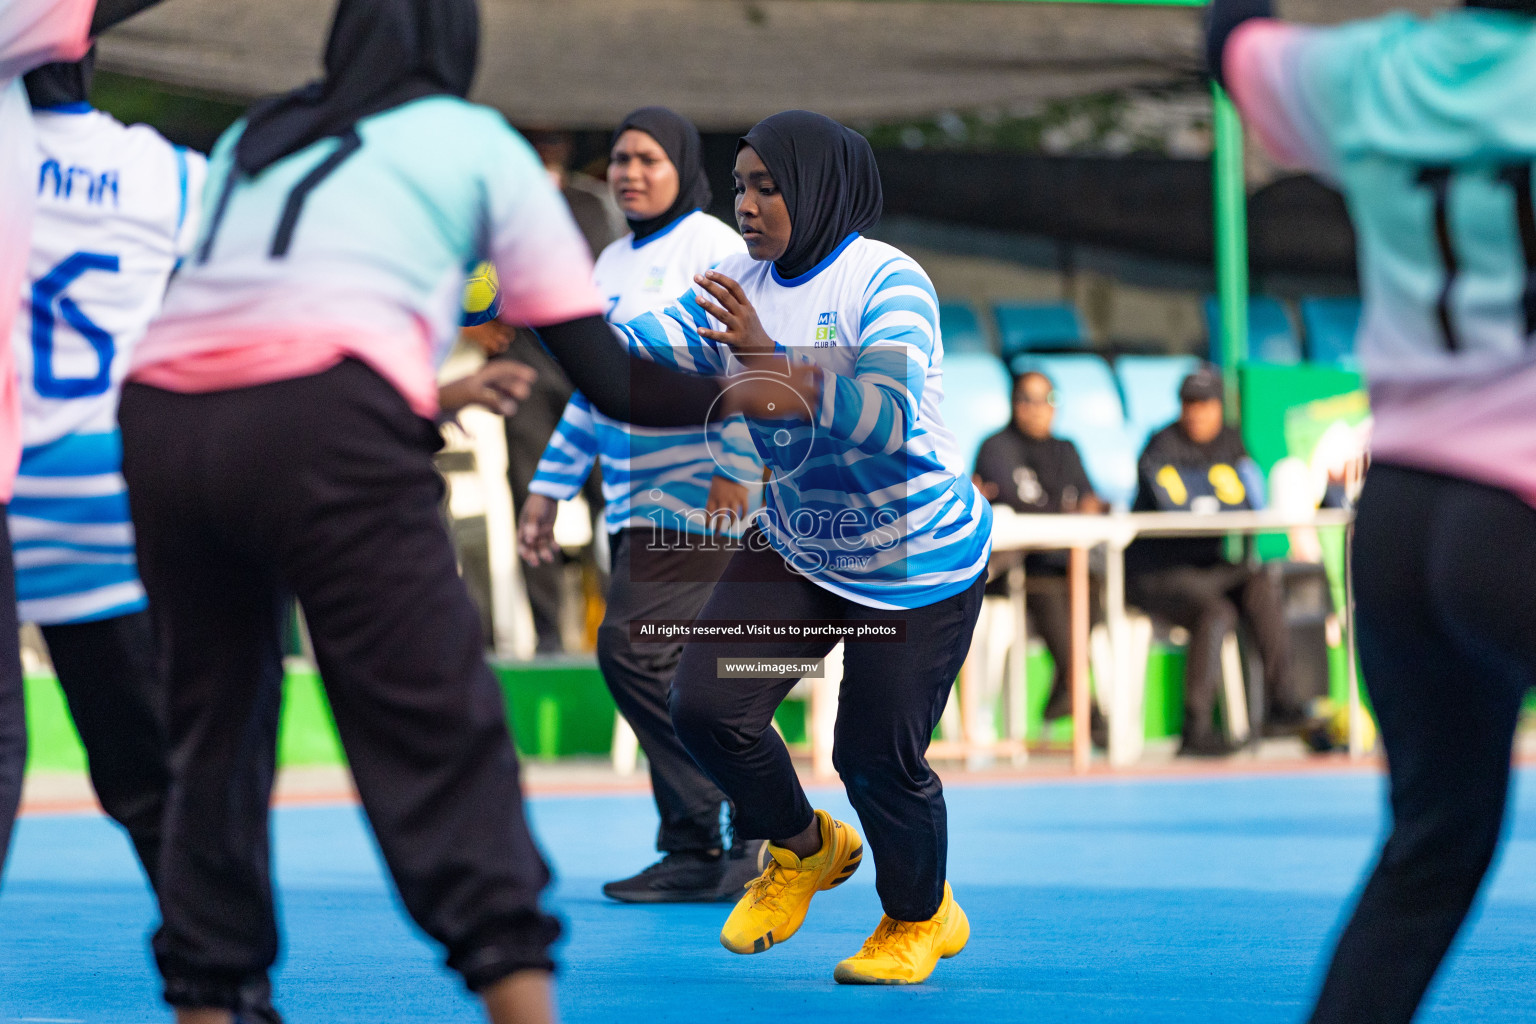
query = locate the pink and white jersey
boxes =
[0,0,91,81]
[133,97,604,418]
[1226,11,1536,505]
[0,0,93,502]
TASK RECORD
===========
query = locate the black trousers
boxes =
[0,513,23,877]
[1031,583,1105,712]
[1127,561,1291,742]
[599,527,734,853]
[42,610,170,888]
[1310,465,1536,1024]
[668,532,984,922]
[119,360,559,1011]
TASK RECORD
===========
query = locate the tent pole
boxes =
[1211,80,1249,418]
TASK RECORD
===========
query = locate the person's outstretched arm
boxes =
[535,315,727,428]
[1206,0,1274,89]
[1,0,93,77]
[91,0,168,34]
[528,394,601,505]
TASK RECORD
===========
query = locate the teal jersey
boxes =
[1229,11,1536,503]
[1231,11,1536,379]
[136,97,602,417]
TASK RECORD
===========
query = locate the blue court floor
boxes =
[3,768,1536,1023]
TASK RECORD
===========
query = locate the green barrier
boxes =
[279,666,345,766]
[24,649,1196,772]
[1238,361,1365,561]
[23,667,346,774]
[1236,361,1368,708]
[1238,362,1364,470]
[1030,645,1185,743]
[494,657,808,759]
[23,675,86,773]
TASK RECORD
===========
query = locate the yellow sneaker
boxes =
[719,809,863,955]
[832,882,969,985]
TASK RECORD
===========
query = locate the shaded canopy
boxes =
[97,0,1447,131]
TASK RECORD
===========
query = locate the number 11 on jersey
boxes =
[1416,162,1536,352]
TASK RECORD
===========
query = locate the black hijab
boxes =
[738,111,883,281]
[612,107,712,243]
[24,48,95,110]
[235,0,478,176]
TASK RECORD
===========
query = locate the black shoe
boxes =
[1260,707,1311,739]
[1043,690,1109,750]
[602,851,728,903]
[715,839,769,902]
[1089,707,1109,750]
[1042,685,1072,722]
[1178,733,1238,758]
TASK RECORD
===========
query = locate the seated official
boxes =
[974,370,1107,746]
[1124,366,1301,757]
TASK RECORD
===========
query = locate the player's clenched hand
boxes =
[439,360,537,417]
[706,476,750,522]
[695,271,776,358]
[722,362,823,421]
[517,493,561,566]
[462,320,517,357]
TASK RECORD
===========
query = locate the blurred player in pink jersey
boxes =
[122,1,805,1021]
[1211,1,1536,1021]
[0,0,172,883]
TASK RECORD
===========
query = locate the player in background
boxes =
[613,111,989,985]
[12,50,204,892]
[519,106,766,904]
[120,2,810,1022]
[1209,2,1536,1021]
[0,0,174,882]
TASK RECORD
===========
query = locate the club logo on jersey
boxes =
[38,161,120,207]
[815,311,838,346]
[644,267,666,291]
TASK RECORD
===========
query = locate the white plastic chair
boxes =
[785,642,841,779]
[614,644,845,779]
[1121,613,1250,747]
[962,591,1115,752]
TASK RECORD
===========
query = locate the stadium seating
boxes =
[1116,354,1201,458]
[994,301,1087,360]
[1011,353,1138,508]
[1299,296,1362,367]
[941,352,1013,474]
[939,300,992,354]
[1204,295,1302,365]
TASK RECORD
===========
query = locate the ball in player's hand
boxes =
[462,261,502,327]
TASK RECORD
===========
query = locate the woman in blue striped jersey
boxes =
[518,106,766,904]
[611,110,988,986]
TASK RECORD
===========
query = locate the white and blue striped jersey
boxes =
[10,106,206,624]
[530,210,762,537]
[614,233,992,610]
